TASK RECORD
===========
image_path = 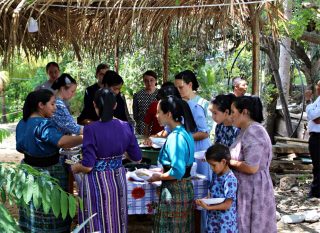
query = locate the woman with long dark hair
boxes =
[149,95,196,233]
[16,89,82,232]
[71,89,142,233]
[229,96,276,233]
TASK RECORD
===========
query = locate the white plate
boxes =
[151,143,162,149]
[194,150,206,160]
[200,198,225,205]
[150,137,166,147]
[126,171,145,182]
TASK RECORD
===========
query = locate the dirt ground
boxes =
[1,122,320,233]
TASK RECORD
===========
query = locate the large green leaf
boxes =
[0,203,23,233]
[5,168,15,193]
[32,182,40,209]
[14,171,25,199]
[23,174,34,204]
[60,191,68,220]
[51,186,61,218]
[68,195,77,218]
[41,184,51,214]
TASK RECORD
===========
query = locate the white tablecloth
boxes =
[127,177,209,215]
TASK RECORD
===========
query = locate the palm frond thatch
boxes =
[0,0,281,64]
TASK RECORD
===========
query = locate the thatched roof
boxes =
[0,0,281,64]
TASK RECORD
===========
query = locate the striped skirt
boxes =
[154,179,195,233]
[79,166,127,233]
[19,162,71,233]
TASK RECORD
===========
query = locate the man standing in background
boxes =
[305,79,320,198]
[77,63,109,125]
[232,77,248,97]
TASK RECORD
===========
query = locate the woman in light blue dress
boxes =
[174,71,211,177]
[175,70,212,233]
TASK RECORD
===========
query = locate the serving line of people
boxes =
[16,61,278,233]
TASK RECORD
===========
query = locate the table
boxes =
[127,177,209,215]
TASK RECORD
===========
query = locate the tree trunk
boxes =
[292,41,320,88]
[279,0,292,100]
[264,60,279,143]
[249,5,260,95]
[262,38,293,137]
[1,90,7,123]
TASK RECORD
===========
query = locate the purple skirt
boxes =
[79,166,127,233]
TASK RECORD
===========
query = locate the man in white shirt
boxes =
[305,79,320,198]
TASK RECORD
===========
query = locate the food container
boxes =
[141,148,160,165]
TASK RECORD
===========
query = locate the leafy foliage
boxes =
[288,3,320,40]
[0,129,10,143]
[0,162,82,230]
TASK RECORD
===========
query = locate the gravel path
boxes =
[0,122,23,162]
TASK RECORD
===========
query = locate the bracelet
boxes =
[306,100,312,104]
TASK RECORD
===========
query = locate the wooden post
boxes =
[249,5,260,95]
[114,40,119,73]
[162,20,170,83]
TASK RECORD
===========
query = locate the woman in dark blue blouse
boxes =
[16,89,82,233]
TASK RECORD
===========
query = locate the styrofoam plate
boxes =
[151,143,162,149]
[150,137,166,146]
[194,150,206,160]
[200,198,225,205]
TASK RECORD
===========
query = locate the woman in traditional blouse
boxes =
[51,73,83,135]
[133,70,159,134]
[229,96,276,233]
[149,95,196,233]
[16,89,82,233]
[71,89,142,233]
